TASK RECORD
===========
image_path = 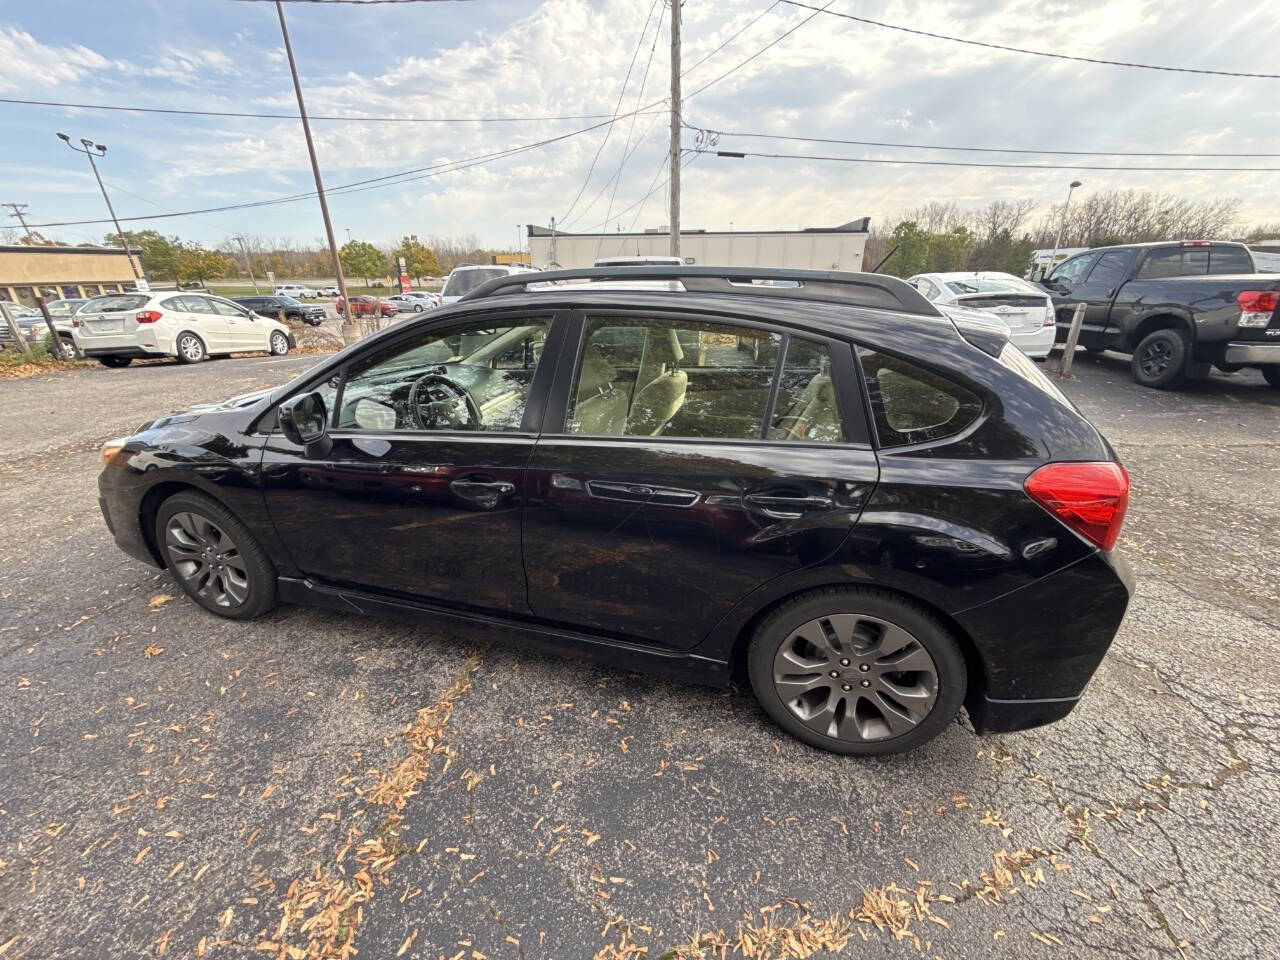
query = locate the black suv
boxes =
[233,295,326,326]
[98,268,1133,756]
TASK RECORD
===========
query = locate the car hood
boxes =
[134,387,275,434]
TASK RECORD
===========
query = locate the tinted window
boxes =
[1049,253,1097,286]
[944,277,1028,295]
[331,318,551,433]
[1085,251,1132,289]
[442,268,507,297]
[82,294,150,313]
[1136,247,1212,279]
[1209,245,1254,274]
[858,348,983,447]
[769,337,845,443]
[566,316,781,440]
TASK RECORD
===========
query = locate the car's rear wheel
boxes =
[57,334,83,360]
[98,355,133,368]
[1131,328,1188,389]
[155,491,277,620]
[176,332,206,364]
[269,331,290,356]
[747,588,966,756]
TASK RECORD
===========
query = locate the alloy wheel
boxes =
[178,334,204,362]
[1139,339,1172,378]
[271,332,289,355]
[772,614,939,742]
[164,511,250,607]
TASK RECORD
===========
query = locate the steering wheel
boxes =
[407,372,483,430]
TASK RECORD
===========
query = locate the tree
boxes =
[105,230,180,281]
[393,234,442,279]
[176,245,233,285]
[340,240,387,285]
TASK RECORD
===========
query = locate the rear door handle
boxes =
[742,493,834,519]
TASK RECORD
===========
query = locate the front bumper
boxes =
[1223,340,1280,364]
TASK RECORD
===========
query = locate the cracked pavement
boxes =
[0,350,1276,958]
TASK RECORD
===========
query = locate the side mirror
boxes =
[278,392,332,457]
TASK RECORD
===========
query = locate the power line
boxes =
[0,96,659,124]
[560,0,661,224]
[701,147,1280,172]
[21,115,645,229]
[779,0,1280,79]
[231,0,471,4]
[690,124,1280,158]
[681,2,781,78]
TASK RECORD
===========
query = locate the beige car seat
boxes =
[770,364,842,442]
[626,328,688,436]
[572,343,630,434]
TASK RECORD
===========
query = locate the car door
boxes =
[1067,249,1135,346]
[259,310,563,612]
[521,309,880,651]
[208,296,267,351]
[1043,251,1100,330]
[178,295,233,352]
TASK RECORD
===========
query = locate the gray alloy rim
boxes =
[1139,338,1172,377]
[164,511,250,608]
[179,334,204,361]
[772,613,939,742]
[271,332,288,354]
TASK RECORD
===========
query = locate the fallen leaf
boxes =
[148,594,174,610]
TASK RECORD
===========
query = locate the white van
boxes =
[440,264,536,306]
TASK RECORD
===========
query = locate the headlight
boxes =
[102,438,128,466]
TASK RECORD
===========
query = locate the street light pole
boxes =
[668,0,682,258]
[56,134,142,281]
[1050,180,1083,265]
[275,0,355,337]
[234,235,260,294]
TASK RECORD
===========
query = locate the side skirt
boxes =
[277,576,732,687]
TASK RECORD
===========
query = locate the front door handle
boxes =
[450,478,515,510]
[742,493,834,519]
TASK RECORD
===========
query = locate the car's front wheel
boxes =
[155,491,277,620]
[747,588,966,756]
[175,332,206,363]
[269,331,290,356]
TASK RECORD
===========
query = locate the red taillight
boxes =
[136,310,163,324]
[1238,290,1278,312]
[1179,240,1210,247]
[1024,461,1130,551]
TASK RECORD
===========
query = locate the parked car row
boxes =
[234,295,326,326]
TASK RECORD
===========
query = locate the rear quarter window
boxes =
[1208,245,1255,274]
[857,348,983,447]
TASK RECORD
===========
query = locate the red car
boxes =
[336,295,396,318]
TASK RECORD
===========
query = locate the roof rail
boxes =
[458,265,941,317]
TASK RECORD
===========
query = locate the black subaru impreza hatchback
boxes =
[98,267,1132,755]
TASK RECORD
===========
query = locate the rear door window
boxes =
[1084,250,1132,289]
[857,348,983,447]
[1136,247,1211,278]
[1208,245,1254,274]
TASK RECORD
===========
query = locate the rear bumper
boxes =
[1010,326,1056,359]
[81,345,164,358]
[1223,341,1280,364]
[954,549,1134,732]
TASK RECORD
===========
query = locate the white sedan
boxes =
[72,291,294,367]
[907,271,1057,360]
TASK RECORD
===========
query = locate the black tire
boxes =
[269,331,290,356]
[54,334,82,360]
[175,332,206,364]
[747,587,966,756]
[306,317,323,326]
[1263,365,1280,389]
[1131,328,1189,389]
[155,491,277,620]
[98,355,133,368]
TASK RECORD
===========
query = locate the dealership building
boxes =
[526,219,872,272]
[0,244,142,307]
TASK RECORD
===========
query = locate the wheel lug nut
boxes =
[859,663,870,672]
[829,670,840,678]
[841,684,852,691]
[861,679,871,688]
[839,658,850,666]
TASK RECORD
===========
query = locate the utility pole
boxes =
[668,0,681,259]
[3,202,33,242]
[549,216,557,267]
[55,135,142,281]
[275,0,355,339]
[234,235,260,294]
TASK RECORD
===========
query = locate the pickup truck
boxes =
[1040,240,1280,389]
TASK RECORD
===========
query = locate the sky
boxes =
[1,0,1278,252]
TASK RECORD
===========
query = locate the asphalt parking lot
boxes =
[1,351,1277,959]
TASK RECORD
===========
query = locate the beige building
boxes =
[527,219,872,272]
[1,245,142,306]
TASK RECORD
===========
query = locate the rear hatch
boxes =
[75,294,152,340]
[953,292,1049,332]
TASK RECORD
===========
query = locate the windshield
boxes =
[280,296,302,306]
[82,294,151,313]
[46,300,86,316]
[946,277,1029,295]
[2,302,39,318]
[442,268,507,298]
